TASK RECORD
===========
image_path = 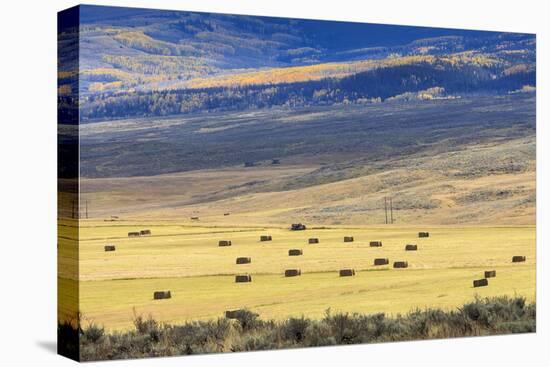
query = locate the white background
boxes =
[0,0,546,365]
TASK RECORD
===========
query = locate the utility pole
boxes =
[85,200,88,219]
[384,197,388,224]
[390,197,394,224]
[71,199,75,219]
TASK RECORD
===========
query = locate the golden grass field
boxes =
[60,125,536,332]
[59,221,535,331]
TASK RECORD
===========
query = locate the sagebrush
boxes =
[59,296,535,361]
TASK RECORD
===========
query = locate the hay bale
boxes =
[512,256,526,263]
[374,258,389,266]
[473,279,489,288]
[140,229,151,236]
[288,249,303,256]
[393,261,408,268]
[339,269,355,277]
[219,240,232,247]
[344,236,354,242]
[308,238,319,244]
[284,269,301,277]
[291,223,306,231]
[236,257,251,264]
[418,232,430,238]
[369,241,382,247]
[224,213,230,216]
[104,245,116,252]
[225,309,246,319]
[128,232,140,237]
[484,270,496,278]
[260,235,272,241]
[191,217,199,220]
[405,244,418,251]
[235,274,252,283]
[153,291,171,300]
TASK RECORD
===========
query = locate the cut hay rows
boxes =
[68,224,535,330]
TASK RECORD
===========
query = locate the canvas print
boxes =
[58,5,536,361]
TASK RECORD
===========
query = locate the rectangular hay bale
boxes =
[260,235,272,241]
[284,269,301,277]
[484,270,496,278]
[512,256,526,263]
[104,245,116,252]
[288,249,303,256]
[473,279,489,288]
[344,236,354,242]
[128,232,140,237]
[308,238,319,244]
[393,261,408,268]
[153,291,171,300]
[418,232,430,238]
[374,258,389,266]
[225,309,245,319]
[235,274,252,283]
[140,229,151,236]
[369,241,382,247]
[405,244,418,251]
[219,240,232,247]
[339,269,355,277]
[236,257,251,264]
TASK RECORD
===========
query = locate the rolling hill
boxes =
[56,5,535,121]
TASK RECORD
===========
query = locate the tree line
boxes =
[81,61,535,121]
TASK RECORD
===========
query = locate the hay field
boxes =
[59,222,535,331]
[63,96,536,332]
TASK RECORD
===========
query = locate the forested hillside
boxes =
[55,5,536,121]
[80,57,535,120]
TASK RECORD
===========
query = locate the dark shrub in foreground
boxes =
[68,296,535,361]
